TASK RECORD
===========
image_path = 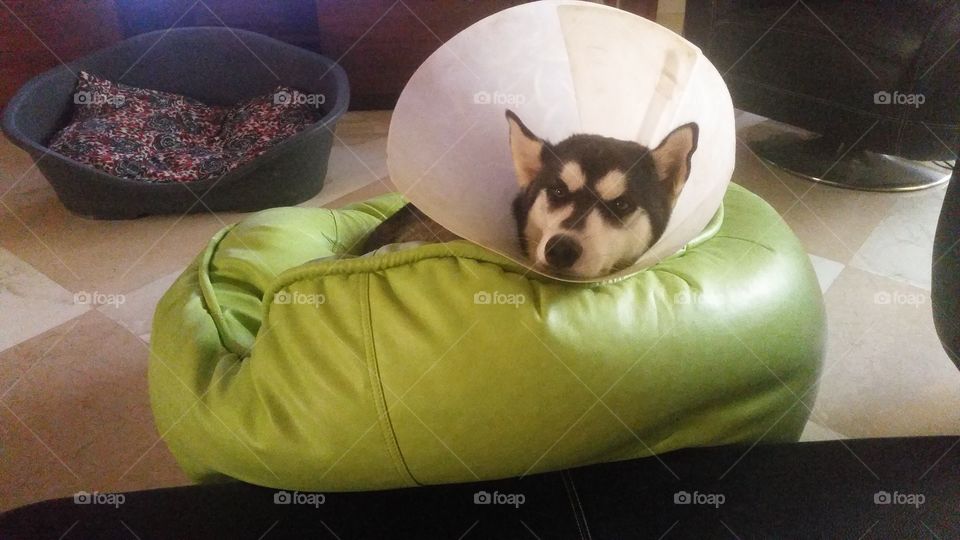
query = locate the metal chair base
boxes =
[749,129,952,192]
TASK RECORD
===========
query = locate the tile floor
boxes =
[1,108,958,511]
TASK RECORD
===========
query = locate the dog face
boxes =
[507,110,698,278]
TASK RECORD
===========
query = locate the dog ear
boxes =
[650,123,699,205]
[506,110,544,188]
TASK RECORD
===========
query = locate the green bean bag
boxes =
[149,183,825,491]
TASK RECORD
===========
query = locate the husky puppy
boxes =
[362,110,698,279]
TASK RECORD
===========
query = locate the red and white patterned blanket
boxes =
[49,71,322,183]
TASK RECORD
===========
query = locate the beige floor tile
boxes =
[104,433,191,496]
[0,318,85,406]
[733,110,767,132]
[656,12,685,35]
[812,266,960,438]
[298,137,388,209]
[97,270,182,342]
[851,184,948,289]
[325,177,396,209]
[731,140,811,213]
[784,184,899,264]
[332,110,392,147]
[0,201,237,296]
[808,254,845,294]
[733,129,901,263]
[0,247,90,353]
[0,135,48,209]
[798,420,848,442]
[0,404,85,513]
[0,311,190,511]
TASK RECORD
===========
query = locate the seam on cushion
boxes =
[649,267,696,289]
[360,271,421,487]
[712,234,778,253]
[196,224,251,356]
[328,209,344,253]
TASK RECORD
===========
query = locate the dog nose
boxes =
[544,235,582,269]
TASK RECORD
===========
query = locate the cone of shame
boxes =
[387,0,735,282]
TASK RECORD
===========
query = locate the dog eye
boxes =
[548,184,568,199]
[611,197,633,212]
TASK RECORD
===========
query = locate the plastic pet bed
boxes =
[1,27,349,219]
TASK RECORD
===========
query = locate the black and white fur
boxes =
[363,110,698,279]
[507,110,698,278]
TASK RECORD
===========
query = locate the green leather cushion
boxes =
[149,184,825,491]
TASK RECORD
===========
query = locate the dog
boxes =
[362,110,698,278]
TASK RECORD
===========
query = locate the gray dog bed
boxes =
[1,27,349,219]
